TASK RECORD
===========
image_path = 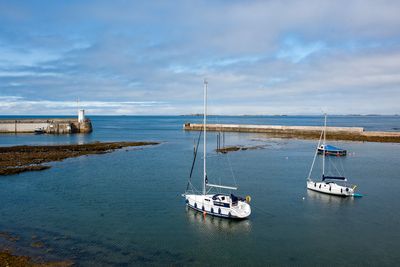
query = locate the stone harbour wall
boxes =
[0,118,92,134]
[183,123,400,143]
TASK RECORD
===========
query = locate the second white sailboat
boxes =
[306,114,361,197]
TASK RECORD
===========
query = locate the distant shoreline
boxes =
[180,114,399,117]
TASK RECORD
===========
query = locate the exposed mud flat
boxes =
[257,132,400,143]
[216,145,266,153]
[0,141,159,176]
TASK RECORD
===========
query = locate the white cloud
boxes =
[0,96,168,115]
[0,0,400,115]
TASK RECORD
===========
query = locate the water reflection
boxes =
[185,207,252,234]
[307,190,354,206]
[76,133,86,145]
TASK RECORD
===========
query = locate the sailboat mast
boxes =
[322,113,327,176]
[203,79,208,195]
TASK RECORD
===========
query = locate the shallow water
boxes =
[0,116,399,266]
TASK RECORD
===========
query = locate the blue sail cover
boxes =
[322,175,347,181]
[324,145,345,152]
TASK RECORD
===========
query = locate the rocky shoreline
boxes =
[0,249,73,267]
[0,141,159,176]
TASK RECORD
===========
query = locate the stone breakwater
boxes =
[183,123,400,143]
[0,118,93,134]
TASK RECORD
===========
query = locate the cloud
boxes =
[0,96,168,115]
[0,0,399,115]
[276,37,326,63]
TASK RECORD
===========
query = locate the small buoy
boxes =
[245,195,251,203]
[302,197,305,200]
[286,156,289,160]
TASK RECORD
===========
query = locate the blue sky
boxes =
[0,0,399,115]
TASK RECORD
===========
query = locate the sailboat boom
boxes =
[207,183,237,190]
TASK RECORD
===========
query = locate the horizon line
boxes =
[0,114,399,117]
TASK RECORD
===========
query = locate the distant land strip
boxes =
[0,141,159,176]
[184,123,400,143]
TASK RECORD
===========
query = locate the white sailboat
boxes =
[306,114,360,197]
[183,80,251,219]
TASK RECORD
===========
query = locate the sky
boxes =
[0,0,400,115]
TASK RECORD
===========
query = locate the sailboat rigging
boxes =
[183,80,251,219]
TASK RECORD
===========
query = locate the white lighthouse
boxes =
[78,109,85,123]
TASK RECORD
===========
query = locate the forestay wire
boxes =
[226,151,238,188]
[186,126,203,192]
[307,130,324,180]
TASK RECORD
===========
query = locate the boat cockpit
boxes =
[211,194,245,207]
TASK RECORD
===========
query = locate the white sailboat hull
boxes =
[307,180,354,197]
[184,194,251,219]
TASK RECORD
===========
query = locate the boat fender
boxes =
[346,188,349,192]
[228,212,231,218]
[246,195,251,203]
[329,187,331,191]
[314,183,316,187]
[218,208,221,214]
[341,189,343,193]
[211,208,214,213]
[194,203,197,208]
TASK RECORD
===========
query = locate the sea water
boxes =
[0,116,399,266]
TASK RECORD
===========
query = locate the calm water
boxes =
[0,116,399,266]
